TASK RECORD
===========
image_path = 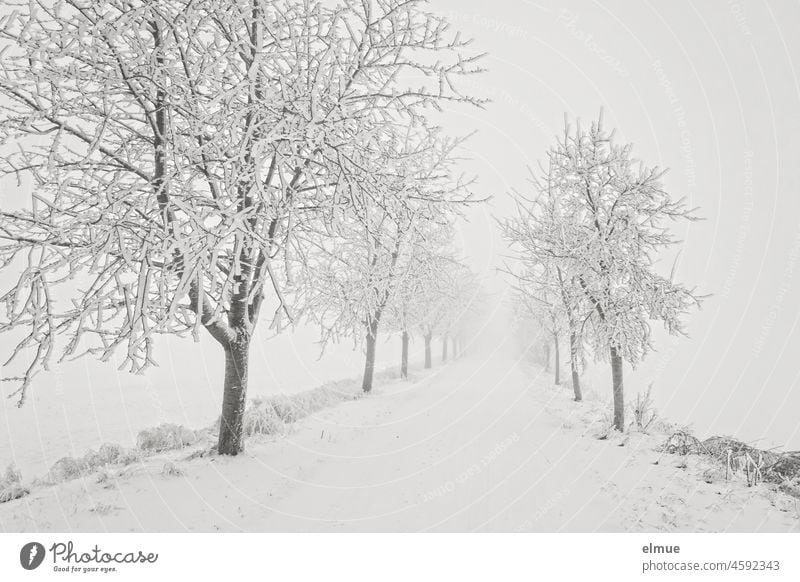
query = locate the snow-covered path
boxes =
[1,342,798,532]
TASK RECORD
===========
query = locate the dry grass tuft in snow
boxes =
[244,383,362,437]
[160,462,184,478]
[45,442,143,484]
[631,383,658,433]
[136,423,199,452]
[34,433,193,487]
[661,431,800,496]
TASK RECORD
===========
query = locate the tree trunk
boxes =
[570,332,582,402]
[218,335,250,455]
[543,340,551,372]
[401,330,409,379]
[442,335,448,363]
[424,333,432,369]
[553,332,560,385]
[452,336,457,359]
[362,321,379,392]
[610,345,624,431]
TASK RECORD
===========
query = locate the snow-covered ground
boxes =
[0,325,401,478]
[1,338,798,533]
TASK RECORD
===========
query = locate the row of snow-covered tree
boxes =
[502,114,704,432]
[0,1,485,455]
[300,214,482,391]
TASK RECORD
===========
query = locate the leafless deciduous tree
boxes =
[386,223,482,376]
[504,176,590,400]
[413,258,480,369]
[508,276,566,389]
[0,0,484,454]
[299,126,477,392]
[384,219,453,379]
[504,114,703,429]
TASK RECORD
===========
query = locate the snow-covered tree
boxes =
[503,177,590,400]
[414,258,480,369]
[386,223,454,379]
[0,0,484,454]
[300,129,473,391]
[509,270,566,387]
[441,267,485,360]
[505,114,703,429]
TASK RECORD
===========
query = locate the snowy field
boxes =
[1,339,797,533]
[0,325,401,479]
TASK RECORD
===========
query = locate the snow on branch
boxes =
[502,112,704,368]
[0,0,485,404]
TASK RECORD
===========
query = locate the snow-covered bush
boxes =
[161,462,184,478]
[45,442,143,484]
[97,443,125,465]
[2,464,21,485]
[0,464,28,504]
[47,457,87,482]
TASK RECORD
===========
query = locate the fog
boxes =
[2,0,800,479]
[445,0,800,452]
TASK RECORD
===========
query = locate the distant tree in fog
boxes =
[503,170,589,401]
[509,274,566,389]
[415,259,481,369]
[387,223,456,379]
[298,130,474,392]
